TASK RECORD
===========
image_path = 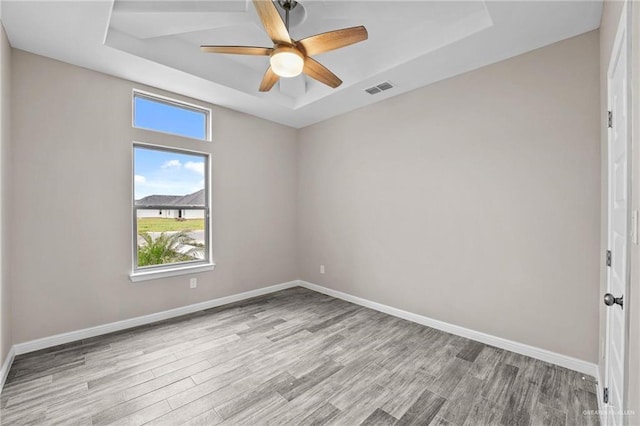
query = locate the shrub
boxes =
[137,231,203,267]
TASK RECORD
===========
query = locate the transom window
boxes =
[133,91,211,141]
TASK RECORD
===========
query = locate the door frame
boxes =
[604,0,631,423]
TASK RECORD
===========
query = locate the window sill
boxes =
[129,263,216,282]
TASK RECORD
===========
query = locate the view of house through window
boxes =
[134,145,209,269]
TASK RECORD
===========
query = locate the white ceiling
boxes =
[1,0,602,128]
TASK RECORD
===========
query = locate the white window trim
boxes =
[132,89,212,142]
[130,141,213,282]
[130,262,216,283]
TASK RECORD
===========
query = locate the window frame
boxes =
[130,142,214,282]
[132,89,212,142]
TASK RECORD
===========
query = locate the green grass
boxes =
[137,218,205,233]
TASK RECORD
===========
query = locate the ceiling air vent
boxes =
[365,81,395,95]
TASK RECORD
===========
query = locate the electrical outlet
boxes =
[190,278,197,289]
[320,265,325,274]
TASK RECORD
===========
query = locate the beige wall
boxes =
[0,22,11,366]
[297,31,601,363]
[9,50,298,344]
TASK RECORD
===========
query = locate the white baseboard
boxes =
[0,346,15,393]
[298,280,598,377]
[6,278,598,382]
[12,280,300,356]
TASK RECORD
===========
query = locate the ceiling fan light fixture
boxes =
[270,46,304,78]
[201,0,367,91]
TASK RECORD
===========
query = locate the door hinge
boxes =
[608,111,613,128]
[607,250,612,267]
[604,387,609,404]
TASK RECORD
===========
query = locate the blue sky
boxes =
[134,147,205,200]
[134,96,207,140]
[133,96,207,200]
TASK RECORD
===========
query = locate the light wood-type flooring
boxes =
[0,287,599,425]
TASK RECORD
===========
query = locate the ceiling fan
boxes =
[200,0,368,92]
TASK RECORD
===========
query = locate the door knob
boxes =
[604,293,623,308]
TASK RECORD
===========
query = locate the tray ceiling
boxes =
[1,1,602,128]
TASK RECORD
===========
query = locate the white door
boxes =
[605,3,629,425]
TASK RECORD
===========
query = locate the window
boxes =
[131,144,212,281]
[133,91,210,141]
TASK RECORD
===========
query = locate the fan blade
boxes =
[298,26,368,56]
[252,0,291,44]
[259,66,280,92]
[200,46,272,56]
[303,58,342,88]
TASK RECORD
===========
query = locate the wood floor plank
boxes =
[122,359,212,401]
[279,360,344,402]
[285,353,335,379]
[0,406,48,424]
[430,416,453,425]
[456,341,485,362]
[570,373,599,394]
[437,375,483,425]
[420,339,464,378]
[4,381,88,414]
[395,388,446,426]
[44,381,130,423]
[464,396,504,426]
[538,364,571,413]
[499,377,539,426]
[6,358,86,386]
[481,362,519,405]
[166,366,254,410]
[87,353,177,390]
[469,346,504,380]
[327,383,389,425]
[306,306,362,333]
[191,349,260,385]
[297,402,341,425]
[216,371,293,419]
[219,392,288,425]
[180,409,223,426]
[531,402,567,426]
[109,400,172,426]
[0,287,599,425]
[360,408,397,425]
[566,387,599,426]
[378,367,435,419]
[261,373,344,425]
[328,361,386,410]
[150,340,250,378]
[1,374,52,400]
[428,357,472,398]
[145,389,224,426]
[4,379,87,409]
[92,377,194,425]
[171,334,241,360]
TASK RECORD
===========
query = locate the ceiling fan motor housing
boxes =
[277,0,298,11]
[200,0,368,91]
